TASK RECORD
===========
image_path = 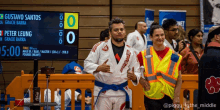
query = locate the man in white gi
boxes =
[126,21,148,53]
[208,0,220,25]
[84,17,141,110]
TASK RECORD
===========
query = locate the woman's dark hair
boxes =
[187,29,203,42]
[204,26,220,53]
[149,22,164,36]
[100,29,109,41]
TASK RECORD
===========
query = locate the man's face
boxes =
[138,22,147,34]
[215,34,220,44]
[166,25,178,40]
[110,23,126,42]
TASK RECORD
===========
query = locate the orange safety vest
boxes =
[141,46,182,99]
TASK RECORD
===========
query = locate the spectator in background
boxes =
[162,19,184,52]
[176,25,186,41]
[100,29,110,41]
[180,29,204,74]
[24,61,91,110]
[59,61,92,110]
[126,21,148,54]
[176,25,190,52]
[180,29,204,110]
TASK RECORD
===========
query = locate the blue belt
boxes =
[94,80,130,108]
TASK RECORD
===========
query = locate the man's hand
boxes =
[85,96,92,105]
[173,96,180,110]
[178,40,184,52]
[96,59,112,73]
[77,95,92,105]
[127,67,137,82]
[139,77,150,91]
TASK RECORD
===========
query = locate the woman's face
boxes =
[191,32,203,45]
[150,28,165,46]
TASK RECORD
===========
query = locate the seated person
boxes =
[23,61,91,110]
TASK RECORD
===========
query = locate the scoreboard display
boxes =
[0,10,79,60]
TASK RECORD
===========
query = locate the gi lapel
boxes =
[108,39,117,71]
[164,39,174,50]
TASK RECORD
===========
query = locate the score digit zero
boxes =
[65,13,78,45]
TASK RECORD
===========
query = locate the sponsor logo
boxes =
[162,18,167,24]
[177,21,185,29]
[102,45,108,51]
[146,17,154,28]
[74,66,82,73]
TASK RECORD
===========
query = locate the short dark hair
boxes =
[188,29,203,42]
[109,17,125,31]
[100,29,109,41]
[150,24,164,36]
[162,19,177,30]
[135,21,145,30]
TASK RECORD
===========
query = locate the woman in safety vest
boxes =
[137,24,182,110]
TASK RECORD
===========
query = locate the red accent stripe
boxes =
[0,31,3,36]
[120,102,126,110]
[115,53,121,62]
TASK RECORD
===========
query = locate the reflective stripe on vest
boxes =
[157,72,177,87]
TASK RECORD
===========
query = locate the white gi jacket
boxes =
[84,39,141,97]
[164,39,177,51]
[126,30,148,54]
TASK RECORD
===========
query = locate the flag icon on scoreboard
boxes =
[0,30,3,36]
[0,14,3,19]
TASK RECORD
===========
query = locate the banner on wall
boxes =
[159,10,186,31]
[200,0,220,44]
[144,9,154,48]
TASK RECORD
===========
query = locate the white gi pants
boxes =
[94,96,126,110]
